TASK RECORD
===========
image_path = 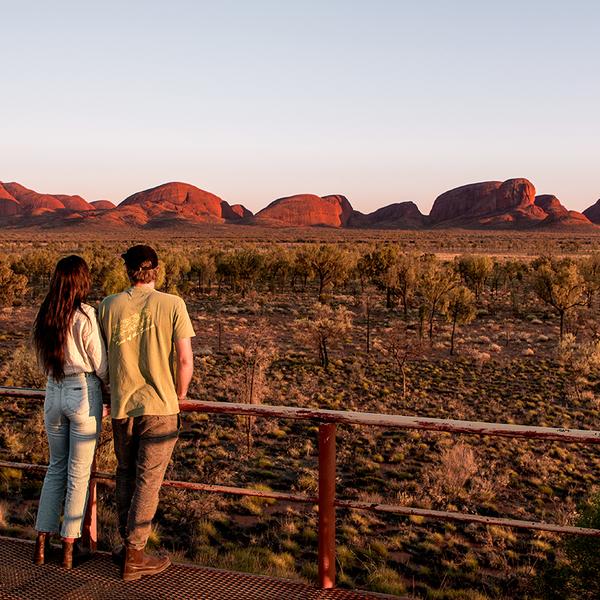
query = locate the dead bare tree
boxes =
[232,320,277,452]
[377,324,422,401]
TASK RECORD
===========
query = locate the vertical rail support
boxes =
[82,457,98,553]
[318,422,336,589]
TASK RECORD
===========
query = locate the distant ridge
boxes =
[0,178,596,230]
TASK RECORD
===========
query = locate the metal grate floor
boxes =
[0,537,404,600]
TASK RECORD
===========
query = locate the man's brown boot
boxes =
[33,532,50,566]
[122,546,171,581]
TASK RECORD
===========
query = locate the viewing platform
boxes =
[0,536,396,599]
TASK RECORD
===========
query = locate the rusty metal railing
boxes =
[2,385,600,590]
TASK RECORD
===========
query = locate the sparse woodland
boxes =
[2,233,600,599]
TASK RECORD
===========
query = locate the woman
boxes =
[32,255,108,569]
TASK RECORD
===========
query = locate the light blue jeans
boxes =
[35,373,102,539]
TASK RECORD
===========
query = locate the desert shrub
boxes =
[0,258,28,307]
[11,249,56,298]
[0,344,45,388]
[541,491,600,599]
[430,443,479,500]
[216,247,263,296]
[159,250,192,294]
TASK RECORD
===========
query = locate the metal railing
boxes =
[2,385,600,590]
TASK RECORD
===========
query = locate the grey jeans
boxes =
[112,415,179,549]
[36,373,102,538]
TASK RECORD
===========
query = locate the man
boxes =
[99,245,194,581]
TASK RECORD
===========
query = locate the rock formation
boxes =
[429,178,548,227]
[350,202,426,229]
[229,204,254,219]
[583,199,600,224]
[534,195,593,228]
[0,182,94,214]
[109,182,251,226]
[255,194,354,227]
[0,178,595,231]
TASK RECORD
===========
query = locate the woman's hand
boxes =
[101,382,111,415]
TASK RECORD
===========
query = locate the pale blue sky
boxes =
[1,0,599,213]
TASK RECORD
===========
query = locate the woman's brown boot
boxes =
[33,532,50,566]
[62,540,74,569]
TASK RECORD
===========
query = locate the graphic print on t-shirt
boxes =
[112,307,155,346]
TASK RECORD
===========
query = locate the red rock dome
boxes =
[119,182,225,223]
[429,178,545,227]
[255,194,354,227]
[2,182,66,211]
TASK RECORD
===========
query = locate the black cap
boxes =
[121,245,159,270]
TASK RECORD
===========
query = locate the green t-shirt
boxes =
[98,286,195,419]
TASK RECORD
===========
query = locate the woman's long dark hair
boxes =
[33,255,91,381]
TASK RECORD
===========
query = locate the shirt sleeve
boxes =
[173,298,196,341]
[83,308,109,385]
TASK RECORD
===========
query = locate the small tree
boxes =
[190,250,217,294]
[416,255,458,342]
[99,258,130,296]
[262,246,293,293]
[503,260,529,316]
[295,304,352,370]
[299,244,351,302]
[456,254,492,300]
[531,258,587,340]
[356,285,377,355]
[357,245,398,308]
[444,286,476,355]
[395,252,418,317]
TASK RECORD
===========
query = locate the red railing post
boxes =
[82,457,98,552]
[318,422,336,589]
